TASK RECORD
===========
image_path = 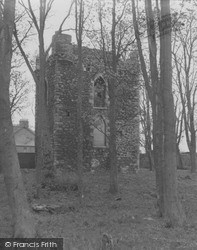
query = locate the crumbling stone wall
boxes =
[45,32,140,172]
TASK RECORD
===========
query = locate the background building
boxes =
[13,119,35,169]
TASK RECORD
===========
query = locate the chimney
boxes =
[19,119,29,128]
[52,32,73,56]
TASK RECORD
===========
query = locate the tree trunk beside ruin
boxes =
[160,0,186,226]
[108,0,118,194]
[0,0,36,237]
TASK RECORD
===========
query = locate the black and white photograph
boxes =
[0,0,197,249]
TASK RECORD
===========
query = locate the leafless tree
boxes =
[9,70,29,116]
[0,0,36,237]
[173,87,184,169]
[132,0,164,216]
[14,0,75,197]
[75,0,85,199]
[172,9,197,173]
[140,86,154,171]
[132,0,186,225]
[87,0,136,194]
[13,0,55,197]
[159,0,186,226]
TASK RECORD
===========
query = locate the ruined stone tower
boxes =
[45,32,140,172]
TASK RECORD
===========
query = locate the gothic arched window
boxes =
[94,76,106,108]
[93,116,106,147]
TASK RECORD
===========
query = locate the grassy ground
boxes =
[1,169,197,249]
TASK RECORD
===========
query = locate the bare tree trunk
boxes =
[14,0,54,197]
[35,64,54,195]
[35,0,54,197]
[144,90,154,171]
[185,76,197,173]
[176,143,183,169]
[145,0,164,214]
[145,107,154,171]
[0,0,36,237]
[172,13,197,174]
[132,0,164,215]
[75,0,84,199]
[188,102,196,173]
[108,76,118,194]
[109,0,118,194]
[152,101,164,216]
[160,0,186,226]
[76,59,84,198]
[184,104,197,173]
[190,138,196,173]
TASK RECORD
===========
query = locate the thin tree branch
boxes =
[59,0,74,32]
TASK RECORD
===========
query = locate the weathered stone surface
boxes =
[45,33,140,172]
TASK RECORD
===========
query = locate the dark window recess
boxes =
[94,77,106,108]
[18,153,35,169]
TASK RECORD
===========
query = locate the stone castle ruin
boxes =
[43,32,140,172]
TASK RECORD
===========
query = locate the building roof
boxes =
[13,125,35,135]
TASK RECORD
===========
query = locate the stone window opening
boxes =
[93,76,106,108]
[93,116,107,147]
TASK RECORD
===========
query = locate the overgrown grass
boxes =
[1,169,197,249]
